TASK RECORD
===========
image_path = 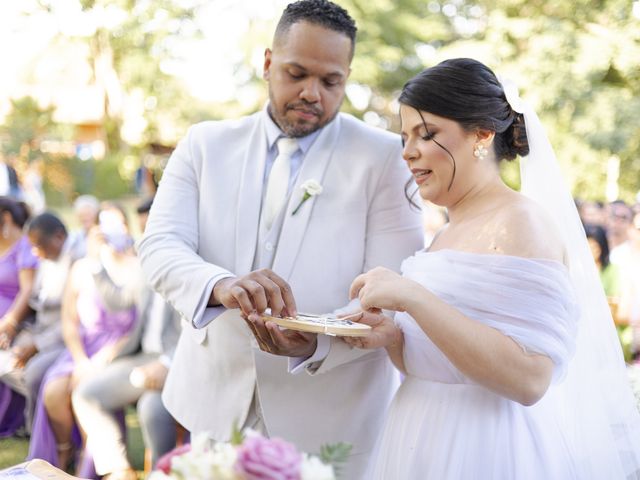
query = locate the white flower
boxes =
[147,472,173,480]
[162,433,240,480]
[191,432,212,454]
[301,179,323,196]
[292,179,323,215]
[301,454,336,480]
[496,75,524,114]
[170,444,240,480]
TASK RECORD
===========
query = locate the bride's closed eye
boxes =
[421,132,436,141]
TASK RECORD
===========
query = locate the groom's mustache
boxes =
[287,102,323,117]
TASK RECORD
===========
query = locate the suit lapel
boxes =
[234,113,268,275]
[273,115,341,280]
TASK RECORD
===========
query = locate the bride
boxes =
[345,58,640,479]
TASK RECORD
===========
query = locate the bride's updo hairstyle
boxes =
[399,58,529,162]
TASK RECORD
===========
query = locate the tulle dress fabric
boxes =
[370,249,582,479]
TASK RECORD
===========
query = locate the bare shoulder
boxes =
[493,193,566,263]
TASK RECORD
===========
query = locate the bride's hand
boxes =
[349,267,414,312]
[342,310,401,350]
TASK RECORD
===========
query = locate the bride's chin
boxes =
[417,188,448,209]
[417,185,437,202]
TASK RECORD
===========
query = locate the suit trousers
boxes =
[72,353,177,474]
[24,347,64,431]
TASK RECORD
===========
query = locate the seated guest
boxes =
[73,197,181,480]
[616,210,640,361]
[9,213,85,431]
[68,195,100,258]
[585,224,622,298]
[24,212,86,425]
[28,203,138,474]
[584,223,630,360]
[578,199,606,228]
[0,197,38,437]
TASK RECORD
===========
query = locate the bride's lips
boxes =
[411,168,433,185]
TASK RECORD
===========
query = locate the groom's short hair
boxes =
[274,0,357,56]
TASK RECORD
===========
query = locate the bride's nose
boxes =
[402,139,419,163]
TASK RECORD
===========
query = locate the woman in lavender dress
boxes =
[0,196,38,437]
[28,204,138,473]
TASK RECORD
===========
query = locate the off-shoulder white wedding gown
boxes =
[370,249,582,479]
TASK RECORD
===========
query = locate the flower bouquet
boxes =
[149,429,351,480]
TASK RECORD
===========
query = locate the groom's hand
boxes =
[211,269,297,318]
[244,313,317,357]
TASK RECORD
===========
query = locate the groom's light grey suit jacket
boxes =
[138,109,424,475]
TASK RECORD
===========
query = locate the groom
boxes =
[138,0,423,477]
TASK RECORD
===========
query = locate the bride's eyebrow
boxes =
[402,122,434,135]
[414,120,438,133]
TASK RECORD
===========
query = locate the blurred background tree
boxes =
[0,97,56,160]
[0,0,638,205]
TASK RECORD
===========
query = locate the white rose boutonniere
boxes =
[292,179,323,215]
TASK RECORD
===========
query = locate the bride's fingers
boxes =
[358,289,379,312]
[337,311,363,322]
[343,336,358,347]
[343,336,365,349]
[349,273,367,300]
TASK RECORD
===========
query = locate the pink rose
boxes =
[235,435,302,480]
[155,443,191,474]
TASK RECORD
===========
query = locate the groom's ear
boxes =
[263,48,273,81]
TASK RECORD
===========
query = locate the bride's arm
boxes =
[352,268,553,406]
[403,283,553,406]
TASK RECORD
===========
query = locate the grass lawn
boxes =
[0,437,29,470]
[0,406,146,477]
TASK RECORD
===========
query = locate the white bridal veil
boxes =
[500,78,640,479]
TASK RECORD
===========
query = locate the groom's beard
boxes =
[267,96,342,138]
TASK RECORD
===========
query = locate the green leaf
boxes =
[230,422,245,446]
[318,442,352,478]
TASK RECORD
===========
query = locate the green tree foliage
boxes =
[472,0,640,201]
[0,97,55,160]
[338,0,640,201]
[7,0,639,202]
[36,0,204,150]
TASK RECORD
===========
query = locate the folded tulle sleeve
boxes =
[480,263,579,382]
[402,251,579,382]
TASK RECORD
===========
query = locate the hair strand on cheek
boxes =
[416,109,457,191]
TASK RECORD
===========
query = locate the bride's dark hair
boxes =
[400,58,529,202]
[401,57,529,160]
